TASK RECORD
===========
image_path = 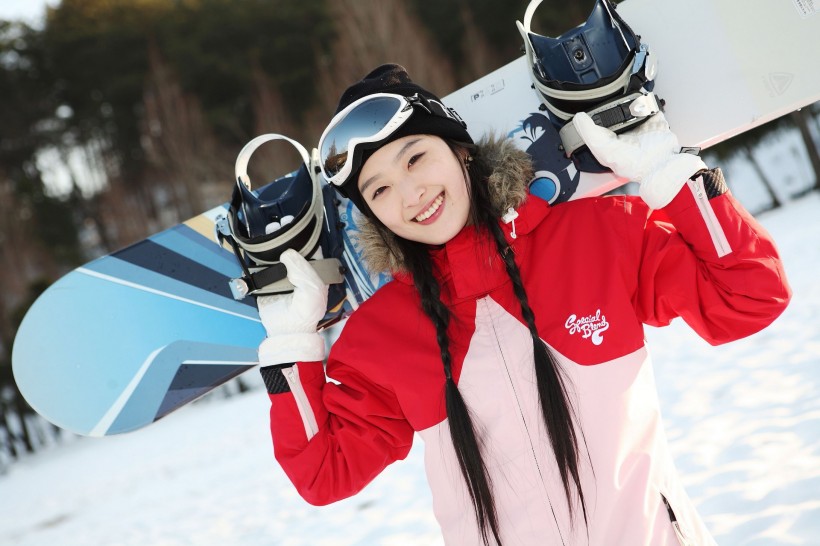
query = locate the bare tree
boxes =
[74,136,151,250]
[250,61,300,140]
[308,0,459,139]
[740,144,783,209]
[244,60,308,183]
[141,41,229,221]
[790,108,820,192]
[0,175,60,340]
[457,2,504,83]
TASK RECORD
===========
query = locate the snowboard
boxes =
[12,0,820,436]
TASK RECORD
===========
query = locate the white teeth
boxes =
[415,194,444,222]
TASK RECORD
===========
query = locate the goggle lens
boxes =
[320,95,405,180]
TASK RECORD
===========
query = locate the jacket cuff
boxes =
[698,168,729,199]
[661,168,736,260]
[260,364,295,394]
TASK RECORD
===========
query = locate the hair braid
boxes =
[401,241,502,546]
[483,214,588,526]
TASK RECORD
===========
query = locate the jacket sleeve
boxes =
[260,332,415,506]
[627,168,791,344]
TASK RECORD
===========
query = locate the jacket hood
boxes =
[354,135,534,274]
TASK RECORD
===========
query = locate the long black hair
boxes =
[363,140,588,545]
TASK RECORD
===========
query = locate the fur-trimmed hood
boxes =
[354,135,534,274]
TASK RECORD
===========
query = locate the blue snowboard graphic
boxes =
[13,216,265,435]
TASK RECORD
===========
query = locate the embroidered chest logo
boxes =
[565,309,610,346]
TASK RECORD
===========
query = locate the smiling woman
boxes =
[251,63,791,546]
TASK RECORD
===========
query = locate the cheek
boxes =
[448,167,471,208]
[367,195,402,230]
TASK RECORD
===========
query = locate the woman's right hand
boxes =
[257,249,328,366]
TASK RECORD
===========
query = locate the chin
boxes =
[415,223,466,246]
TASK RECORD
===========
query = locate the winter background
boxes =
[0,128,818,546]
[1,3,819,546]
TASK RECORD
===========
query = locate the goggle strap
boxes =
[408,94,466,127]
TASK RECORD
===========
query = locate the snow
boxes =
[1,189,819,545]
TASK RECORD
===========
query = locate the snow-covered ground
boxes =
[1,187,818,545]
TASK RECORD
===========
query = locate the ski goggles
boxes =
[318,92,464,188]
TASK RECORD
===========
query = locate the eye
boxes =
[371,186,387,200]
[408,152,424,167]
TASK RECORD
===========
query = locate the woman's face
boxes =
[357,134,471,245]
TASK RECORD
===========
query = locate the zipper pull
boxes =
[502,207,519,239]
[693,176,706,200]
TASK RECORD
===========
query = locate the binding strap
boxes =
[559,92,661,156]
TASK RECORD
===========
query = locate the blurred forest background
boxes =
[1,0,818,467]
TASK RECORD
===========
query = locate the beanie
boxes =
[331,64,473,211]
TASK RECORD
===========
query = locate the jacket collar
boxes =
[393,195,551,301]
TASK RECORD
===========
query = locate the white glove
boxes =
[257,249,328,366]
[572,111,707,209]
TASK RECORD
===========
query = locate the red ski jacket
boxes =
[261,141,790,545]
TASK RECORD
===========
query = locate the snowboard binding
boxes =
[518,0,661,158]
[216,135,347,325]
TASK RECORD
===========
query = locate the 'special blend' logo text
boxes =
[565,309,609,346]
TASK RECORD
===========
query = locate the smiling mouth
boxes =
[413,193,445,222]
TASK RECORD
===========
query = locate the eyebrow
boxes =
[359,138,423,197]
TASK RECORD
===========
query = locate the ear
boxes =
[454,146,472,165]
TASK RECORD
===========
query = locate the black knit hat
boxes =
[331,64,473,211]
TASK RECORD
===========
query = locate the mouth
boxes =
[413,192,445,224]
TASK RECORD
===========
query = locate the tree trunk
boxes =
[743,145,782,210]
[790,109,820,192]
[458,3,502,83]
[0,405,18,460]
[12,391,36,455]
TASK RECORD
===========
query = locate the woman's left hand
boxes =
[573,110,707,209]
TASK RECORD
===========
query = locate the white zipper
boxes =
[284,366,319,440]
[672,521,692,546]
[483,298,567,544]
[661,493,694,546]
[688,176,732,258]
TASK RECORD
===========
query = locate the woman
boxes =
[255,65,791,545]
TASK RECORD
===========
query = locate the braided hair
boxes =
[366,141,588,545]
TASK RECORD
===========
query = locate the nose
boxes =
[398,176,425,207]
